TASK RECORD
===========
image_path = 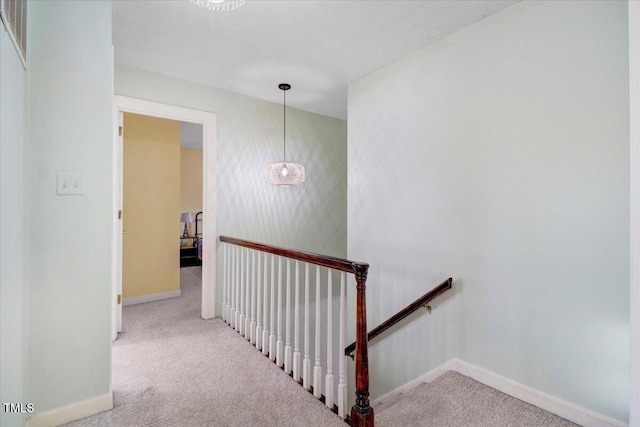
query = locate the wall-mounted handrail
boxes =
[219,235,374,427]
[345,278,452,359]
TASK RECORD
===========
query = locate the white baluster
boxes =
[250,250,257,344]
[245,248,251,340]
[303,263,311,390]
[314,265,322,398]
[230,245,236,329]
[325,269,334,409]
[262,252,269,356]
[226,245,231,323]
[226,245,231,325]
[228,245,233,323]
[276,257,284,367]
[256,251,262,350]
[285,259,292,374]
[238,248,244,333]
[244,249,248,335]
[293,261,301,382]
[222,244,227,322]
[338,272,347,419]
[269,254,276,361]
[235,246,241,331]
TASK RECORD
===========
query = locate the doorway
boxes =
[112,96,217,341]
[179,121,204,270]
[121,113,183,310]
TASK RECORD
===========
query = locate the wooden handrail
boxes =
[345,278,452,359]
[219,236,369,276]
[219,235,374,427]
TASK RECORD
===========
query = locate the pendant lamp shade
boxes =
[265,83,305,187]
[264,162,305,187]
[190,0,246,12]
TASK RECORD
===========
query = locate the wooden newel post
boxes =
[351,265,374,427]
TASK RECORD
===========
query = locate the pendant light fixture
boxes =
[264,83,305,187]
[190,0,246,12]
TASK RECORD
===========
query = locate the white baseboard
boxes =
[373,359,458,404]
[123,289,181,306]
[373,358,627,427]
[27,391,113,427]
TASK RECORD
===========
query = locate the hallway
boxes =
[65,267,345,426]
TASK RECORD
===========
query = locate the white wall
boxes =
[114,65,348,314]
[630,1,640,425]
[27,0,114,417]
[1,23,28,427]
[348,0,629,422]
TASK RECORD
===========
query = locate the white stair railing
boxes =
[220,238,353,420]
[220,236,452,427]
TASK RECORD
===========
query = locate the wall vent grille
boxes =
[1,0,27,68]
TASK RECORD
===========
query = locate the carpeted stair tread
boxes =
[375,371,580,427]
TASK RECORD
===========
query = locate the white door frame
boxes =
[112,96,218,337]
[112,107,124,339]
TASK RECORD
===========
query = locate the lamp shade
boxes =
[180,212,193,223]
[264,162,305,187]
[190,0,246,12]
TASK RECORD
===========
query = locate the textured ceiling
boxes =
[113,0,518,120]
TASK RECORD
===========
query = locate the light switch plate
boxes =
[57,173,84,195]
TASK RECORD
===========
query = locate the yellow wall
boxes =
[123,113,180,298]
[180,148,203,237]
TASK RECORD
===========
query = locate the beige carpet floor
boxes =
[64,266,346,427]
[65,266,580,427]
[374,371,580,427]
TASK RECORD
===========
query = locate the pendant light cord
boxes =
[283,88,287,162]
